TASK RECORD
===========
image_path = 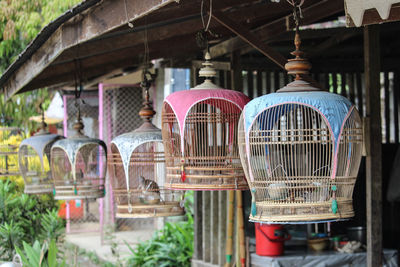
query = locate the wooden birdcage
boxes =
[238,31,363,223]
[50,106,106,200]
[162,53,250,190]
[19,116,63,194]
[108,78,184,218]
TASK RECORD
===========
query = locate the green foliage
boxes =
[0,221,24,260]
[0,0,82,73]
[0,180,64,261]
[38,209,65,243]
[183,190,194,215]
[0,89,53,133]
[15,239,66,267]
[0,0,81,132]
[126,213,194,267]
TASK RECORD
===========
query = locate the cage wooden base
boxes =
[250,199,354,223]
[165,166,248,190]
[165,182,248,191]
[112,188,185,218]
[54,184,105,200]
[24,184,53,194]
[116,201,184,218]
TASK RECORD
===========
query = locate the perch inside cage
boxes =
[19,109,63,194]
[51,101,106,200]
[161,53,250,190]
[238,24,363,223]
[109,73,185,218]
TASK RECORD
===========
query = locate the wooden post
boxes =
[225,191,235,267]
[202,191,211,262]
[193,191,203,260]
[231,51,243,92]
[364,24,382,267]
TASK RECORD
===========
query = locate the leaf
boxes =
[47,239,57,267]
[22,241,40,267]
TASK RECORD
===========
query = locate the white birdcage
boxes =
[18,113,63,194]
[161,53,250,190]
[108,75,185,218]
[238,31,363,223]
[51,102,106,200]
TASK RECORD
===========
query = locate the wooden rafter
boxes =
[1,0,178,100]
[210,0,344,59]
[212,11,287,69]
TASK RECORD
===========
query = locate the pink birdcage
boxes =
[162,53,250,190]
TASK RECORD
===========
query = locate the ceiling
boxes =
[0,0,346,99]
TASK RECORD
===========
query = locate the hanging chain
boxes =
[39,103,47,131]
[73,22,84,134]
[286,0,304,31]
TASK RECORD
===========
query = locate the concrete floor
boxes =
[65,229,155,264]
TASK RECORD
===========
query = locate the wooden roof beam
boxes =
[210,0,344,59]
[212,11,287,69]
[1,0,178,100]
[308,31,358,58]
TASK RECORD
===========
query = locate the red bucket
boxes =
[255,223,291,256]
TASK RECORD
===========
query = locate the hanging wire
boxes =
[73,22,85,127]
[197,0,218,50]
[124,0,134,28]
[201,0,212,33]
[143,17,150,70]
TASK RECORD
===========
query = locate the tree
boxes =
[0,0,82,73]
[0,0,82,132]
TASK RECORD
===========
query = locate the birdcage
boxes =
[162,53,250,190]
[108,75,184,218]
[238,31,363,223]
[18,115,63,194]
[51,106,106,200]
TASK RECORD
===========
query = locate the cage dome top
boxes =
[244,91,354,145]
[52,137,107,179]
[20,133,63,168]
[165,89,250,153]
[111,128,162,186]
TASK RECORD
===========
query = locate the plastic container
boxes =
[255,223,291,256]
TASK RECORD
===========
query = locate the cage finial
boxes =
[277,0,320,93]
[194,51,220,89]
[135,70,159,132]
[138,70,156,123]
[73,101,85,136]
[284,1,311,80]
[36,103,48,135]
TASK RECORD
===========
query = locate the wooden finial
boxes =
[284,28,311,80]
[138,72,156,123]
[73,104,84,135]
